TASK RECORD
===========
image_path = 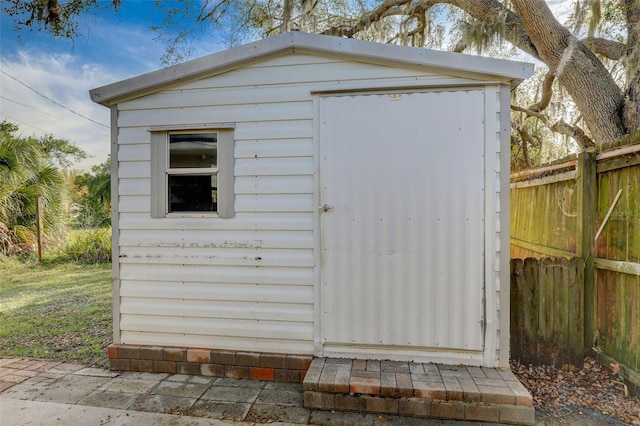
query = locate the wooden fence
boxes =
[510,137,640,394]
[510,257,583,368]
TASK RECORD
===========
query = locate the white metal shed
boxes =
[91,31,533,369]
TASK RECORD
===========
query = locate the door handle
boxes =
[319,204,333,212]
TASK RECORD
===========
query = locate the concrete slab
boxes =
[187,400,252,421]
[201,385,262,403]
[46,363,85,374]
[213,378,267,388]
[152,380,211,399]
[76,389,139,409]
[264,382,303,391]
[166,374,216,385]
[100,376,159,394]
[256,389,304,407]
[32,375,111,404]
[73,367,121,378]
[118,371,169,381]
[1,381,42,401]
[247,403,310,424]
[129,393,196,414]
[0,397,241,425]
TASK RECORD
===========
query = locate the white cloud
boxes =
[0,4,229,171]
[0,5,175,171]
[0,50,119,170]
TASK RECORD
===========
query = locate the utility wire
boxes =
[0,111,51,133]
[1,95,60,119]
[0,112,110,156]
[1,69,109,128]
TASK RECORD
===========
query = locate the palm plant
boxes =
[0,122,67,249]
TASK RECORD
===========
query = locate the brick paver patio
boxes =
[0,358,61,392]
[303,358,535,425]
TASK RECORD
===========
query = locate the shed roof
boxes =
[90,31,534,106]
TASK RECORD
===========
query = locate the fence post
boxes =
[35,195,43,263]
[576,151,596,355]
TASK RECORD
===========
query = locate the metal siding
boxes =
[483,85,502,367]
[235,175,314,194]
[120,299,312,322]
[111,105,121,344]
[119,196,150,213]
[173,57,448,90]
[119,332,314,354]
[119,229,313,249]
[119,263,313,285]
[119,144,149,162]
[117,101,312,127]
[120,281,312,304]
[498,84,512,367]
[320,90,485,354]
[235,157,314,176]
[119,246,314,267]
[118,179,149,196]
[234,120,314,140]
[120,315,312,340]
[235,139,313,158]
[119,161,150,179]
[235,194,314,213]
[114,52,491,355]
[118,212,313,231]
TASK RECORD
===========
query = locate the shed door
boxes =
[319,90,486,352]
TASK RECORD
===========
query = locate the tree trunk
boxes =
[510,0,626,144]
[623,0,640,132]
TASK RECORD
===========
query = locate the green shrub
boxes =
[63,228,112,263]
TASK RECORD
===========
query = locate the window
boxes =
[150,126,234,218]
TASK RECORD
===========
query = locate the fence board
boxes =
[568,261,585,364]
[510,257,583,369]
[596,269,640,372]
[510,259,525,363]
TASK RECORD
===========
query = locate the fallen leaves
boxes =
[511,358,640,425]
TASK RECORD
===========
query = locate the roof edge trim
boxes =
[90,32,534,106]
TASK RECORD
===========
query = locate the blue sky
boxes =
[0,0,224,170]
[0,1,572,171]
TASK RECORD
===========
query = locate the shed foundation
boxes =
[107,345,535,424]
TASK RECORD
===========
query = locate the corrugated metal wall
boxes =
[319,90,486,354]
[115,54,479,354]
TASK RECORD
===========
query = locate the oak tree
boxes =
[4,0,638,150]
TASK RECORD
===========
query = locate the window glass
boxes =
[151,128,233,218]
[168,174,217,212]
[169,133,217,168]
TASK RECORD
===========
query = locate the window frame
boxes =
[150,125,235,218]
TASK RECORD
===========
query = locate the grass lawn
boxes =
[0,259,112,367]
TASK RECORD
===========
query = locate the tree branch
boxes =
[321,0,412,37]
[549,120,595,149]
[528,72,554,112]
[511,105,547,121]
[511,0,625,143]
[511,105,595,149]
[581,37,626,60]
[321,0,540,59]
[516,126,533,168]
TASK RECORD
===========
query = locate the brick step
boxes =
[302,358,535,425]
